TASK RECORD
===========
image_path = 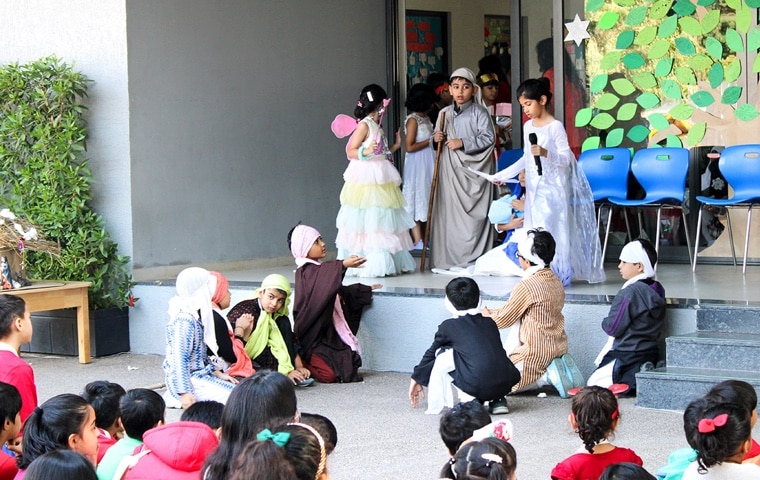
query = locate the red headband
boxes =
[435,83,449,95]
[698,413,728,433]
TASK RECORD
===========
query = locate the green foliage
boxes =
[0,56,134,310]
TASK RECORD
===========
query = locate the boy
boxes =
[0,382,21,480]
[82,380,127,463]
[180,400,224,432]
[429,67,496,270]
[97,388,165,480]
[409,277,520,415]
[0,295,37,427]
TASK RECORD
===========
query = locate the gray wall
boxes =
[126,1,389,269]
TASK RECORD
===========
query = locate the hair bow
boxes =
[482,453,503,468]
[256,428,291,447]
[697,413,729,433]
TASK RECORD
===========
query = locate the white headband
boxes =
[517,235,545,268]
[619,241,655,277]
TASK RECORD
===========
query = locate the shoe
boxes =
[639,361,655,372]
[560,354,585,389]
[413,240,424,250]
[489,397,509,415]
[295,378,316,387]
[546,357,573,399]
[162,390,182,409]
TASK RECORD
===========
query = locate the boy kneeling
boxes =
[409,278,520,415]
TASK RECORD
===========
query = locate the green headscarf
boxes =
[245,274,294,374]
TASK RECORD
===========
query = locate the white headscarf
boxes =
[619,240,656,288]
[517,234,546,268]
[168,267,219,355]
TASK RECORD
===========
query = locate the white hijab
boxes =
[167,267,219,355]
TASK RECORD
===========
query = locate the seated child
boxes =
[0,382,21,480]
[96,388,165,480]
[227,274,313,386]
[587,239,666,394]
[299,413,338,455]
[0,295,37,426]
[600,463,656,480]
[409,277,520,415]
[551,386,643,480]
[206,272,254,378]
[25,450,97,480]
[450,437,517,480]
[82,380,126,464]
[438,400,492,479]
[180,400,224,432]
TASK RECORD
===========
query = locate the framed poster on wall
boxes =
[405,10,448,89]
[484,14,511,71]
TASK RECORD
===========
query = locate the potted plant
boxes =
[0,56,135,356]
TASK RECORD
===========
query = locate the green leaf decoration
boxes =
[648,112,671,130]
[673,0,696,16]
[623,52,646,69]
[600,51,623,70]
[617,30,635,49]
[726,0,742,9]
[691,90,715,107]
[707,62,724,88]
[590,74,609,93]
[721,85,743,104]
[651,0,674,19]
[705,37,724,60]
[658,15,678,38]
[748,27,760,51]
[598,11,621,30]
[614,0,636,5]
[745,0,760,7]
[697,0,715,5]
[686,122,707,146]
[649,40,672,60]
[675,37,696,56]
[590,112,616,130]
[737,7,752,34]
[607,129,626,148]
[587,0,606,11]
[617,103,638,121]
[670,103,695,120]
[582,136,601,152]
[688,54,713,71]
[637,92,661,109]
[726,28,745,52]
[576,107,593,127]
[675,67,697,85]
[726,58,742,82]
[678,17,703,37]
[655,58,674,77]
[754,54,760,73]
[735,103,760,121]
[627,125,651,143]
[633,72,657,89]
[596,93,621,110]
[661,80,683,99]
[666,134,683,148]
[611,78,637,96]
[701,10,720,34]
[626,7,649,26]
[635,26,658,46]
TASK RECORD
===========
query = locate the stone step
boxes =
[665,331,760,371]
[696,304,760,334]
[636,367,760,411]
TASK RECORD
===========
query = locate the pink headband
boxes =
[290,225,321,263]
[209,271,229,307]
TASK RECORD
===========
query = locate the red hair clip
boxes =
[698,413,729,433]
[435,83,449,95]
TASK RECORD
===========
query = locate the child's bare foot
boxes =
[371,284,382,290]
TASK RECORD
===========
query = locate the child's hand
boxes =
[213,370,239,384]
[363,141,378,157]
[512,197,525,211]
[371,283,383,290]
[445,138,464,150]
[481,306,493,318]
[409,379,425,408]
[180,393,196,410]
[287,369,308,384]
[5,436,22,455]
[343,255,367,269]
[393,129,402,148]
[530,144,547,158]
[433,130,446,142]
[235,313,254,334]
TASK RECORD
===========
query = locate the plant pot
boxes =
[21,306,130,357]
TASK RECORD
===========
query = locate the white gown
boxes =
[401,113,435,222]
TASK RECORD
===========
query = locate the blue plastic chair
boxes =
[578,147,632,264]
[608,147,693,267]
[692,144,760,274]
[497,148,523,172]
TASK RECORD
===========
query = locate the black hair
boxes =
[0,381,21,425]
[516,77,552,104]
[404,83,436,113]
[635,238,658,271]
[18,394,91,469]
[683,397,751,472]
[571,386,620,454]
[426,72,449,90]
[439,400,491,455]
[445,277,481,311]
[536,37,582,85]
[452,437,517,480]
[203,371,298,480]
[181,400,224,430]
[286,222,302,251]
[24,449,97,480]
[527,228,556,266]
[0,294,26,338]
[599,463,656,480]
[476,71,501,88]
[706,379,757,416]
[354,84,388,119]
[119,388,165,441]
[478,55,507,83]
[299,412,337,454]
[81,380,126,431]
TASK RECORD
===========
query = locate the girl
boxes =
[24,450,97,480]
[705,380,760,463]
[230,422,329,480]
[16,394,100,476]
[206,271,254,378]
[450,437,517,480]
[202,371,298,480]
[335,83,416,278]
[551,386,643,480]
[492,77,603,286]
[401,83,437,248]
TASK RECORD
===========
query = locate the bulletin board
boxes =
[405,10,448,89]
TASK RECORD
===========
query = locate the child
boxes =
[401,82,437,248]
[682,396,760,478]
[334,83,416,278]
[96,388,165,480]
[409,277,520,415]
[477,71,510,154]
[450,437,517,480]
[163,267,238,409]
[0,382,21,480]
[180,400,224,431]
[299,413,338,455]
[551,386,643,480]
[17,394,100,474]
[81,380,126,464]
[705,380,760,463]
[0,295,37,426]
[438,400,492,479]
[429,68,496,270]
[588,239,666,394]
[600,463,657,480]
[492,77,603,286]
[230,422,329,480]
[25,450,97,480]
[226,274,313,386]
[426,72,452,124]
[289,224,379,383]
[206,271,254,378]
[481,229,583,398]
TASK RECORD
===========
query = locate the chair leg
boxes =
[743,205,752,275]
[725,209,737,267]
[654,207,662,271]
[692,206,703,272]
[623,210,632,243]
[680,208,692,267]
[602,207,613,265]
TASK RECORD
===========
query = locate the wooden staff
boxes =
[420,112,445,272]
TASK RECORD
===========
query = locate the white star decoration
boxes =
[564,14,590,46]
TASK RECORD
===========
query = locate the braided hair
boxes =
[571,386,619,453]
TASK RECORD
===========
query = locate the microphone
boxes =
[529,133,542,176]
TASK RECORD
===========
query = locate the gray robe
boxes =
[429,100,495,269]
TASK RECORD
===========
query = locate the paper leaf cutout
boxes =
[587,0,605,11]
[679,17,702,37]
[721,86,743,105]
[658,15,678,38]
[598,12,621,30]
[590,74,609,93]
[582,136,601,152]
[669,103,695,120]
[745,0,760,7]
[651,0,675,20]
[735,104,760,121]
[661,79,683,99]
[707,62,724,88]
[726,0,742,8]
[605,128,625,147]
[576,107,593,127]
[617,103,638,121]
[590,112,616,130]
[726,28,745,52]
[701,10,720,34]
[688,54,713,71]
[666,134,683,148]
[655,58,674,77]
[726,59,742,82]
[737,7,752,34]
[754,54,760,73]
[615,0,636,6]
[686,122,707,146]
[636,26,658,46]
[673,0,696,16]
[616,30,635,49]
[675,67,697,85]
[611,78,636,96]
[648,112,671,130]
[600,51,623,70]
[691,91,716,107]
[637,92,661,109]
[627,125,651,143]
[705,37,724,60]
[649,40,672,60]
[748,27,760,51]
[623,53,646,69]
[626,7,649,26]
[676,37,696,56]
[697,0,715,5]
[633,72,657,89]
